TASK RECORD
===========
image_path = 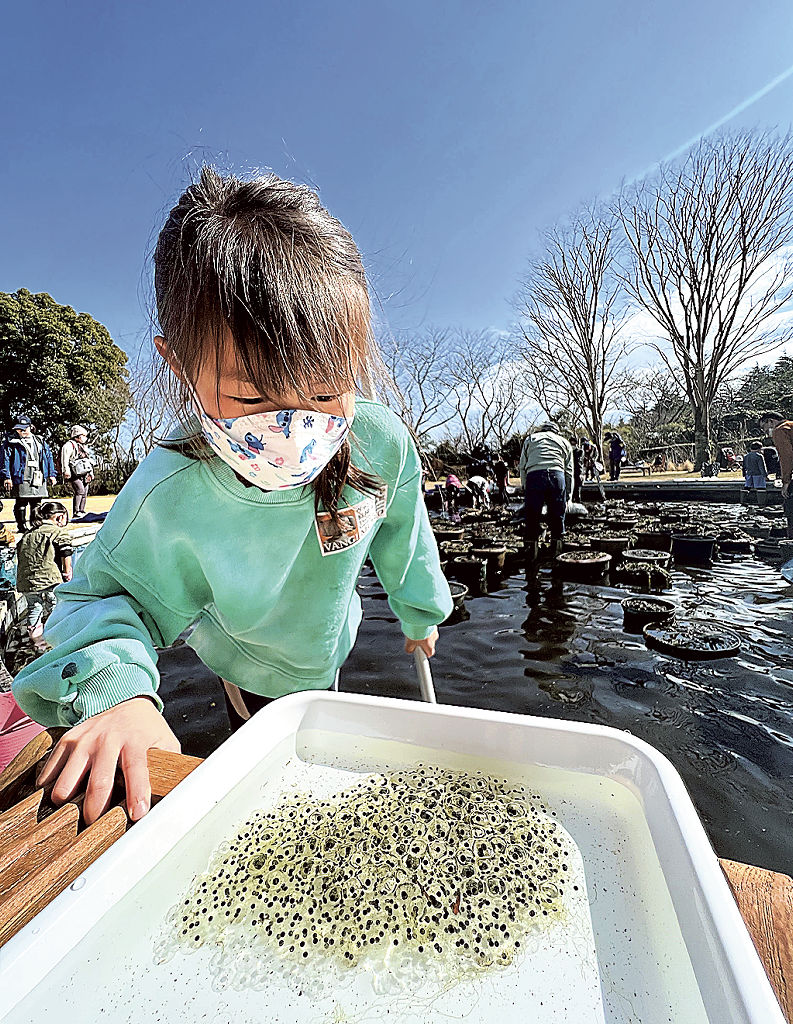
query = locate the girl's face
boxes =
[155,335,355,422]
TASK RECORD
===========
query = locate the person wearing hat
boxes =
[0,416,57,532]
[59,425,94,519]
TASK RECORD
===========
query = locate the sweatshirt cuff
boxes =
[401,622,438,641]
[72,665,163,723]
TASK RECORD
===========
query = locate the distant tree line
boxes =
[7,128,793,488]
[390,129,793,471]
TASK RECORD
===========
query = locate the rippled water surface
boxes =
[159,503,793,875]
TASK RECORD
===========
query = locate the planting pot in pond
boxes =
[608,516,639,531]
[643,623,741,660]
[470,545,507,581]
[592,535,631,558]
[555,550,611,579]
[433,526,465,542]
[451,555,488,595]
[744,524,772,540]
[622,596,676,634]
[717,536,754,555]
[614,560,673,592]
[755,539,783,563]
[623,548,672,569]
[447,581,468,611]
[440,540,471,557]
[671,535,717,566]
[635,530,672,552]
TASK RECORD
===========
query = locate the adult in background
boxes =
[603,431,626,481]
[759,411,793,537]
[466,472,491,510]
[59,425,94,520]
[493,454,510,504]
[519,423,573,561]
[1,416,56,532]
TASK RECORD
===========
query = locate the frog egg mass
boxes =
[157,767,574,991]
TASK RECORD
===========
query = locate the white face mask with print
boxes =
[194,401,351,490]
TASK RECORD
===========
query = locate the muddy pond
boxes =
[157,500,793,876]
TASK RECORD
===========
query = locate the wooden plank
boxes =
[0,804,128,947]
[0,789,43,848]
[721,858,793,1023]
[0,803,79,901]
[0,730,56,809]
[147,748,202,797]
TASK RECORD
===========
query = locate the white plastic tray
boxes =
[0,693,785,1023]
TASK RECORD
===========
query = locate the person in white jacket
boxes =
[59,425,94,519]
[519,423,574,561]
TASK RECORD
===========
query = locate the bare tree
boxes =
[118,346,170,464]
[617,130,793,467]
[446,329,530,450]
[623,367,690,452]
[517,206,632,452]
[381,327,457,440]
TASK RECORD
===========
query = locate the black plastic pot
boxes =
[451,555,488,595]
[608,517,639,531]
[592,536,631,558]
[448,581,468,610]
[635,530,672,553]
[717,537,754,555]
[470,545,507,582]
[623,548,672,568]
[555,551,611,578]
[433,526,465,542]
[643,623,741,659]
[622,596,676,634]
[671,535,717,566]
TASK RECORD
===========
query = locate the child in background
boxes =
[743,441,768,491]
[15,501,73,651]
[14,168,452,825]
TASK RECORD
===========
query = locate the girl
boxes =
[15,501,73,652]
[14,168,453,826]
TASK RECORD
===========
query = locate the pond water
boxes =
[158,502,793,876]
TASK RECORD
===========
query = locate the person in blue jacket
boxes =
[1,415,57,532]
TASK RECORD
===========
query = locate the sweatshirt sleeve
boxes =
[12,534,198,728]
[367,438,453,641]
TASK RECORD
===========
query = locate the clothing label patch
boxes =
[315,487,388,556]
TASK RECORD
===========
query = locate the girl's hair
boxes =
[153,166,382,522]
[32,501,69,528]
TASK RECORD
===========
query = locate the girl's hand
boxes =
[61,569,73,582]
[36,697,181,825]
[404,627,439,658]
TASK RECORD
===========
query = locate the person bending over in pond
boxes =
[519,424,573,562]
[466,473,491,510]
[13,168,453,825]
[16,501,73,652]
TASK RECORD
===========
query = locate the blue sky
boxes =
[2,1,793,361]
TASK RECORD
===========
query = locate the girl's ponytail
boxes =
[31,501,69,529]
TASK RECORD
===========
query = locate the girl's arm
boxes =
[61,554,73,582]
[368,441,453,656]
[13,530,202,824]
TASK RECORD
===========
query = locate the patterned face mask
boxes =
[194,401,351,491]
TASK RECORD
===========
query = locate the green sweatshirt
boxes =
[13,400,453,728]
